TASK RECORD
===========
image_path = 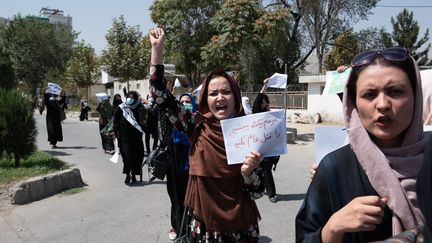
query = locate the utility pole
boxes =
[284,64,288,118]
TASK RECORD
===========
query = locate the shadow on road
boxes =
[260,235,272,242]
[56,146,98,150]
[127,180,167,187]
[276,193,306,202]
[43,150,71,156]
[296,133,314,142]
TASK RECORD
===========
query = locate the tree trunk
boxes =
[14,153,21,167]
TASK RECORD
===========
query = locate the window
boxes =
[136,83,140,89]
[118,84,122,90]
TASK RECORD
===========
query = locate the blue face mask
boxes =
[183,103,193,112]
[126,98,135,105]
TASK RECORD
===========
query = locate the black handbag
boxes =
[146,145,171,181]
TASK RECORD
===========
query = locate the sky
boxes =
[1,0,431,55]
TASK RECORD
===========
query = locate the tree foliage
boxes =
[0,27,15,90]
[324,27,388,71]
[1,15,76,96]
[151,0,222,86]
[323,31,360,71]
[64,41,97,93]
[0,89,37,167]
[100,15,149,86]
[201,0,290,89]
[383,9,431,65]
[291,0,377,72]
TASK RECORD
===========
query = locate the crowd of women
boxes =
[144,27,432,243]
[41,27,432,242]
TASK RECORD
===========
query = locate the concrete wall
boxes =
[307,83,343,123]
[111,79,151,101]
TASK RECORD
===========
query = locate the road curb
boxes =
[10,168,85,205]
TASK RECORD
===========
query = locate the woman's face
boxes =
[261,99,270,111]
[207,76,235,120]
[180,95,192,104]
[355,64,414,148]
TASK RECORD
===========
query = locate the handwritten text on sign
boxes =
[221,110,288,164]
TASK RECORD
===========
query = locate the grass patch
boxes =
[0,151,69,185]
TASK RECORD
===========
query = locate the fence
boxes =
[242,91,308,110]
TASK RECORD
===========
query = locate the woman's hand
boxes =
[150,27,165,65]
[321,196,388,243]
[260,78,269,93]
[241,151,262,176]
[336,65,350,73]
[150,27,165,49]
[310,163,318,180]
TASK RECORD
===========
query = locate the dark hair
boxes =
[347,56,416,103]
[262,93,269,104]
[113,93,122,107]
[199,67,243,117]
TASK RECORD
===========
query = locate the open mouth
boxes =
[216,104,227,111]
[376,115,393,125]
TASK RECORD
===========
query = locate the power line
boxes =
[377,4,432,8]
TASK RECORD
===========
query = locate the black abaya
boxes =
[44,93,63,146]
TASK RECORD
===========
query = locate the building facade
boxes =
[39,8,72,28]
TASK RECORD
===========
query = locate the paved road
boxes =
[0,112,315,243]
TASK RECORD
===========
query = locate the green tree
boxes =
[201,0,290,89]
[383,9,431,65]
[356,27,387,51]
[0,28,15,90]
[324,27,387,71]
[323,31,360,71]
[1,15,76,96]
[300,0,377,72]
[151,0,223,86]
[268,0,376,73]
[0,89,37,167]
[64,41,97,95]
[100,16,149,89]
[236,7,295,90]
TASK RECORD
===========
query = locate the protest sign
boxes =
[221,110,287,164]
[46,83,62,95]
[322,68,352,95]
[174,78,181,88]
[314,126,349,164]
[95,92,109,102]
[267,73,288,89]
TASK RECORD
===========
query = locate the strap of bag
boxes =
[174,208,188,242]
[157,107,172,147]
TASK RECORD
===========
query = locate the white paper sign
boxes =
[110,139,119,163]
[267,73,288,89]
[46,83,62,95]
[424,125,432,131]
[174,78,181,87]
[194,84,203,98]
[95,92,109,102]
[221,110,288,164]
[322,68,352,95]
[314,126,349,164]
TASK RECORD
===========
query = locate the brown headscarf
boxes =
[343,56,430,235]
[185,67,260,232]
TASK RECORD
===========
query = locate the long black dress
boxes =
[44,93,63,146]
[96,101,114,152]
[113,104,147,177]
[252,93,279,199]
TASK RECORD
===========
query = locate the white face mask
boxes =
[126,98,135,105]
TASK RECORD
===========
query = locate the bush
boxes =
[0,88,37,166]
